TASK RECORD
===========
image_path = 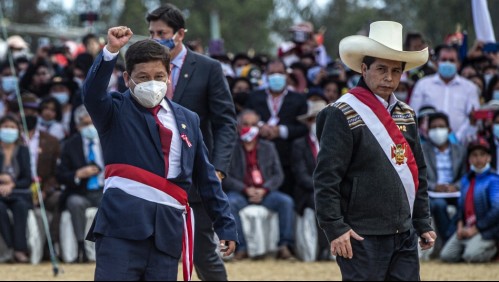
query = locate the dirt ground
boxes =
[0,259,498,281]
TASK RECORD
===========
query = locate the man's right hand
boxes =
[331,229,364,259]
[106,26,133,53]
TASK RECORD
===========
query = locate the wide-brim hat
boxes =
[298,100,327,122]
[339,21,429,74]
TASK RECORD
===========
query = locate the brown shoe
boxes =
[276,246,294,260]
[233,251,249,261]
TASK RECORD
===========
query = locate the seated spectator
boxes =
[320,78,343,103]
[440,138,499,263]
[417,105,437,144]
[291,100,331,260]
[222,110,295,260]
[56,105,104,263]
[0,115,32,263]
[44,76,77,135]
[422,112,467,244]
[18,93,61,259]
[38,96,67,141]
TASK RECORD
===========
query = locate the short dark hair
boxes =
[125,39,171,75]
[404,32,424,51]
[39,96,63,122]
[428,112,450,128]
[434,44,459,60]
[362,56,406,71]
[146,4,185,33]
[82,33,99,47]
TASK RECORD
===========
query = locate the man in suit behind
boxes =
[147,5,237,280]
[82,26,237,281]
[245,59,308,197]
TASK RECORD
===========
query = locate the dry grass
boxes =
[0,259,498,281]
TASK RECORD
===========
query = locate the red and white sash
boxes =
[337,87,419,214]
[104,164,194,281]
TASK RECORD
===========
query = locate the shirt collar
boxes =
[171,44,187,68]
[159,98,171,113]
[375,92,398,111]
[433,73,462,86]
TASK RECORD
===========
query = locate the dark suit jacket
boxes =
[245,89,308,167]
[36,131,60,194]
[56,132,100,210]
[291,136,316,214]
[81,52,237,258]
[172,48,237,178]
[222,140,284,193]
[421,142,467,191]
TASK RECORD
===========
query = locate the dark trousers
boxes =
[94,235,179,281]
[0,196,30,252]
[191,202,227,281]
[66,190,103,242]
[336,229,420,281]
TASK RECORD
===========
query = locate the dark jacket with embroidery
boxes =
[313,83,432,242]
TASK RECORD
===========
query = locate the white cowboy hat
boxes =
[298,100,327,122]
[339,21,428,74]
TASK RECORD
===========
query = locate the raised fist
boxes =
[106,26,133,53]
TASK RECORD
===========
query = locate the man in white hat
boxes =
[313,21,436,280]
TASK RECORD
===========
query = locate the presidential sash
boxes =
[104,164,194,281]
[336,87,419,214]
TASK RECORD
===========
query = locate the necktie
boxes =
[166,63,175,100]
[149,105,173,176]
[87,140,99,190]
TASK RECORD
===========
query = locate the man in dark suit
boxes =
[245,59,308,197]
[57,104,104,263]
[82,26,237,281]
[222,110,295,260]
[147,5,237,281]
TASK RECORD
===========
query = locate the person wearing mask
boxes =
[314,21,435,280]
[82,27,237,280]
[440,138,499,263]
[245,59,308,198]
[422,112,467,245]
[222,110,295,260]
[56,105,104,263]
[410,44,480,142]
[45,76,76,135]
[147,6,238,280]
[0,115,32,263]
[230,77,253,115]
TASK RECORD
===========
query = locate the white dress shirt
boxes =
[103,46,181,179]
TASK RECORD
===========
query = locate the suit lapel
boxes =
[450,144,460,180]
[427,145,437,177]
[172,49,195,104]
[169,100,188,173]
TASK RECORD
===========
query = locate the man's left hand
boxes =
[215,171,225,181]
[419,231,437,250]
[219,240,236,257]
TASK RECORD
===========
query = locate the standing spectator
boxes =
[56,105,104,263]
[0,115,32,263]
[314,21,435,280]
[223,110,295,260]
[422,112,467,244]
[45,76,77,135]
[440,138,499,263]
[403,32,435,85]
[246,59,308,197]
[410,44,480,142]
[147,5,237,280]
[291,100,331,260]
[82,34,102,59]
[230,77,253,115]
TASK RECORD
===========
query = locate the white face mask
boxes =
[428,128,449,146]
[471,163,490,174]
[130,79,167,108]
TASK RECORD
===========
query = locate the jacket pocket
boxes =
[348,177,358,214]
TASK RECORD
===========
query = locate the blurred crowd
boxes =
[0,19,498,265]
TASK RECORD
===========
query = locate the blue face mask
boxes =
[267,73,287,92]
[438,61,457,79]
[51,92,70,105]
[155,33,177,50]
[81,125,98,140]
[0,128,19,144]
[494,124,499,139]
[493,90,499,101]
